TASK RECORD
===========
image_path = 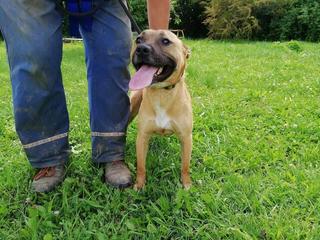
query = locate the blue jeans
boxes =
[0,0,132,168]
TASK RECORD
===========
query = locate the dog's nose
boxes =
[136,44,152,56]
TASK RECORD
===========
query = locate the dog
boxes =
[129,29,192,190]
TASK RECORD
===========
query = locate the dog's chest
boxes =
[153,103,173,134]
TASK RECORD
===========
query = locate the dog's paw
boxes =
[133,182,145,191]
[183,182,192,190]
[182,175,192,190]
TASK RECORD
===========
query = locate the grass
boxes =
[0,39,320,239]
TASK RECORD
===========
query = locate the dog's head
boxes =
[130,29,190,90]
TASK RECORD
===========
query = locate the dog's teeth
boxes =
[157,67,163,75]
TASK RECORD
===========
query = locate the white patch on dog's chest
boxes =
[154,104,172,129]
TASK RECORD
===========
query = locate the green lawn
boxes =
[1,39,320,239]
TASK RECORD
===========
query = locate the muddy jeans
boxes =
[0,0,132,168]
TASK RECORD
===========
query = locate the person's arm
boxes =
[147,0,170,29]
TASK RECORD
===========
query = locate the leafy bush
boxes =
[203,0,320,41]
[252,0,320,41]
[251,0,294,40]
[129,0,148,31]
[286,40,303,52]
[171,0,208,38]
[203,0,259,39]
[278,0,320,41]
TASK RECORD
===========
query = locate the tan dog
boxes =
[129,29,192,190]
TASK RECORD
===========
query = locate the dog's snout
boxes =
[136,44,152,56]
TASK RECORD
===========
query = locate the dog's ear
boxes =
[183,44,191,59]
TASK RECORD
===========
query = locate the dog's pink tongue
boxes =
[129,65,158,90]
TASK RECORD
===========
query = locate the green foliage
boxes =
[251,0,295,40]
[203,0,259,39]
[129,0,208,38]
[277,0,320,41]
[171,0,208,38]
[203,0,320,41]
[1,39,320,239]
[251,0,320,41]
[128,0,148,31]
[286,40,303,52]
[62,12,70,37]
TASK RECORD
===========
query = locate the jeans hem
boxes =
[92,152,125,165]
[29,155,69,169]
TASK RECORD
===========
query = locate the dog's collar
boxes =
[150,81,176,90]
[150,83,176,90]
[163,84,176,90]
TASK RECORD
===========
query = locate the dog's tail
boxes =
[129,90,143,124]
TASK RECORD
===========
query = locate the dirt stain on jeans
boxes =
[29,63,50,90]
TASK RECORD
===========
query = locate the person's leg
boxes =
[80,1,131,162]
[80,0,132,187]
[0,0,69,190]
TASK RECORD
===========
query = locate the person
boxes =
[0,0,170,193]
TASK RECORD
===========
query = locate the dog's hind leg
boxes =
[180,134,192,190]
[129,90,143,124]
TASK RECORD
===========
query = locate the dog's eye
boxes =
[161,38,171,46]
[136,37,143,44]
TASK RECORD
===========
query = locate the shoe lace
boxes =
[33,167,56,181]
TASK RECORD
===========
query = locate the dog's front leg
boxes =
[180,134,192,190]
[134,132,151,190]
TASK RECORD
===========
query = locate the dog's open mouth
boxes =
[130,61,176,90]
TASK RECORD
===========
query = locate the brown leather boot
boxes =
[31,165,65,193]
[105,160,132,189]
